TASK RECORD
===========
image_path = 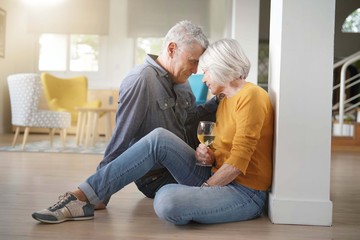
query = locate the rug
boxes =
[0,138,106,155]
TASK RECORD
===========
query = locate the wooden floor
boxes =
[0,134,359,240]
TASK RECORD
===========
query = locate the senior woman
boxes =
[32,39,274,225]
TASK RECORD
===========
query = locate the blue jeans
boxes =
[79,128,267,225]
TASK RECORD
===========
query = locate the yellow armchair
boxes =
[41,73,101,125]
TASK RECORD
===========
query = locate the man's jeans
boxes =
[79,128,267,225]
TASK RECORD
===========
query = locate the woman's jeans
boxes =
[79,128,267,225]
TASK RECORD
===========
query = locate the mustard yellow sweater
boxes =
[212,82,274,191]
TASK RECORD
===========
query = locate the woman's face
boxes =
[202,70,225,95]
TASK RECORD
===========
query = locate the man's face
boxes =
[169,43,204,84]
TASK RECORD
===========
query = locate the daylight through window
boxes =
[342,8,360,33]
[39,34,100,72]
[135,38,163,65]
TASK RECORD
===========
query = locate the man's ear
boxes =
[167,42,177,58]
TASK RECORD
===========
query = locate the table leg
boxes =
[76,111,84,146]
[85,112,94,148]
[104,112,112,142]
[79,112,87,146]
[91,112,100,147]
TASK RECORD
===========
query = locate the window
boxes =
[38,34,67,71]
[342,8,360,33]
[39,34,99,72]
[135,37,163,65]
[258,40,269,91]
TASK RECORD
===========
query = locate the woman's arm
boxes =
[195,144,242,186]
[206,164,241,186]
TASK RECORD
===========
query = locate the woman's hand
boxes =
[195,144,215,166]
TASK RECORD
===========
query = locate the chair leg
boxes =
[61,128,67,148]
[12,126,20,147]
[49,128,56,147]
[21,127,30,150]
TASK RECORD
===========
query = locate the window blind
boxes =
[127,0,210,38]
[27,0,109,35]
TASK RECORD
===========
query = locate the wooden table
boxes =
[75,107,116,148]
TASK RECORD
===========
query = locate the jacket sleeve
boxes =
[97,74,150,169]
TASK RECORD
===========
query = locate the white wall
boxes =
[100,0,133,90]
[0,0,39,133]
[231,0,260,84]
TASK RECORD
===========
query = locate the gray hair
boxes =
[199,38,251,85]
[162,20,209,51]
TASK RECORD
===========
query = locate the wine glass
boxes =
[196,121,216,166]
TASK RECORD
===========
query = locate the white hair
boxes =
[199,38,251,85]
[162,20,209,51]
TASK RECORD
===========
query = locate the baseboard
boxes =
[332,123,360,146]
[268,193,333,226]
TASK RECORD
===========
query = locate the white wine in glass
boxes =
[196,121,216,166]
[197,134,215,147]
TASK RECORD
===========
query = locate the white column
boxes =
[231,0,259,84]
[268,0,334,226]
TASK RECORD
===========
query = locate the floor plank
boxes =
[0,134,359,240]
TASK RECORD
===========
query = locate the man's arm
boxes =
[97,75,150,169]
